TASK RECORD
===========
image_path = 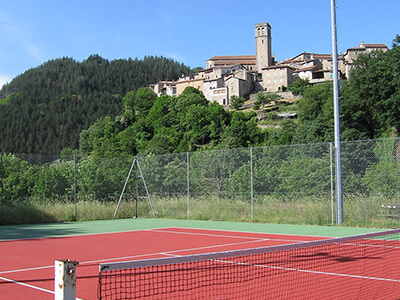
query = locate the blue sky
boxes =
[1,0,399,88]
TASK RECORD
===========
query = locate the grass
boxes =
[1,194,399,228]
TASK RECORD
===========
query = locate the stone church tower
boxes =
[255,22,272,72]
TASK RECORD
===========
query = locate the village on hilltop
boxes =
[150,22,388,106]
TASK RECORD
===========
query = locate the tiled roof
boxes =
[292,65,319,73]
[313,54,332,59]
[363,43,388,48]
[262,65,295,70]
[208,55,255,60]
[207,55,256,65]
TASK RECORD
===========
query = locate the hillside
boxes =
[0,55,192,155]
[1,38,399,157]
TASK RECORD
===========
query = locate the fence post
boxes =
[330,143,335,225]
[187,152,190,220]
[0,155,3,224]
[331,0,343,225]
[73,154,77,221]
[250,147,254,220]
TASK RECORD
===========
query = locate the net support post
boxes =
[55,259,79,300]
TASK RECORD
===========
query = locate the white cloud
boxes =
[0,74,11,89]
[163,52,186,63]
[25,41,45,61]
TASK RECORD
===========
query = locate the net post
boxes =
[54,259,79,300]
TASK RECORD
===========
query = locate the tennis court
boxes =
[0,219,399,299]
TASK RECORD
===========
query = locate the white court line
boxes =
[0,235,276,275]
[0,265,53,275]
[3,228,399,299]
[149,228,305,243]
[0,235,277,299]
[0,275,85,300]
[159,252,400,283]
[217,259,400,283]
[77,236,278,265]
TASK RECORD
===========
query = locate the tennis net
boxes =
[98,228,400,299]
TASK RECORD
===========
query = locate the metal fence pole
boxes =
[250,147,254,220]
[330,142,335,225]
[73,154,77,221]
[187,152,190,220]
[331,0,343,224]
[0,155,3,224]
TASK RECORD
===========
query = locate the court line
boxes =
[0,275,85,300]
[216,259,400,283]
[0,230,291,275]
[73,236,281,266]
[161,250,400,283]
[3,227,398,298]
[0,225,327,242]
[148,228,310,243]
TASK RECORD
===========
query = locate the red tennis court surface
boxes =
[1,227,399,299]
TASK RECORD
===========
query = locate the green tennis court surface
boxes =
[0,218,383,241]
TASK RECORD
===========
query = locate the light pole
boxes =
[331,0,343,224]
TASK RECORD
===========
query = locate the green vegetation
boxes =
[229,95,246,110]
[0,55,192,155]
[1,35,400,228]
[2,195,399,228]
[287,78,311,96]
[1,137,400,228]
[1,38,399,156]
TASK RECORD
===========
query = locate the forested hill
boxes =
[0,55,192,155]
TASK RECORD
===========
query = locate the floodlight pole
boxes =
[331,0,343,224]
[1,155,3,224]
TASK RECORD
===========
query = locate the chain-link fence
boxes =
[1,138,400,226]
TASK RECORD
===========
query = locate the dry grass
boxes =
[1,194,399,228]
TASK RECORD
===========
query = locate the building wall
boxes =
[210,87,229,105]
[206,56,256,70]
[203,78,225,102]
[176,78,204,95]
[255,22,272,72]
[150,81,177,97]
[261,66,293,92]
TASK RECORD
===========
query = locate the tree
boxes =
[341,42,400,139]
[133,87,157,119]
[0,55,192,155]
[288,78,311,96]
[255,92,280,109]
[292,82,334,144]
[392,34,400,48]
[229,95,246,110]
[122,91,135,122]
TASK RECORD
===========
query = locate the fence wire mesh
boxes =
[1,138,400,226]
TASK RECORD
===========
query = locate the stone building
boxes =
[255,22,273,71]
[150,22,389,99]
[149,81,176,96]
[342,42,388,78]
[206,56,256,71]
[261,65,295,92]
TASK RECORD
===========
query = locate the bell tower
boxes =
[255,22,272,72]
